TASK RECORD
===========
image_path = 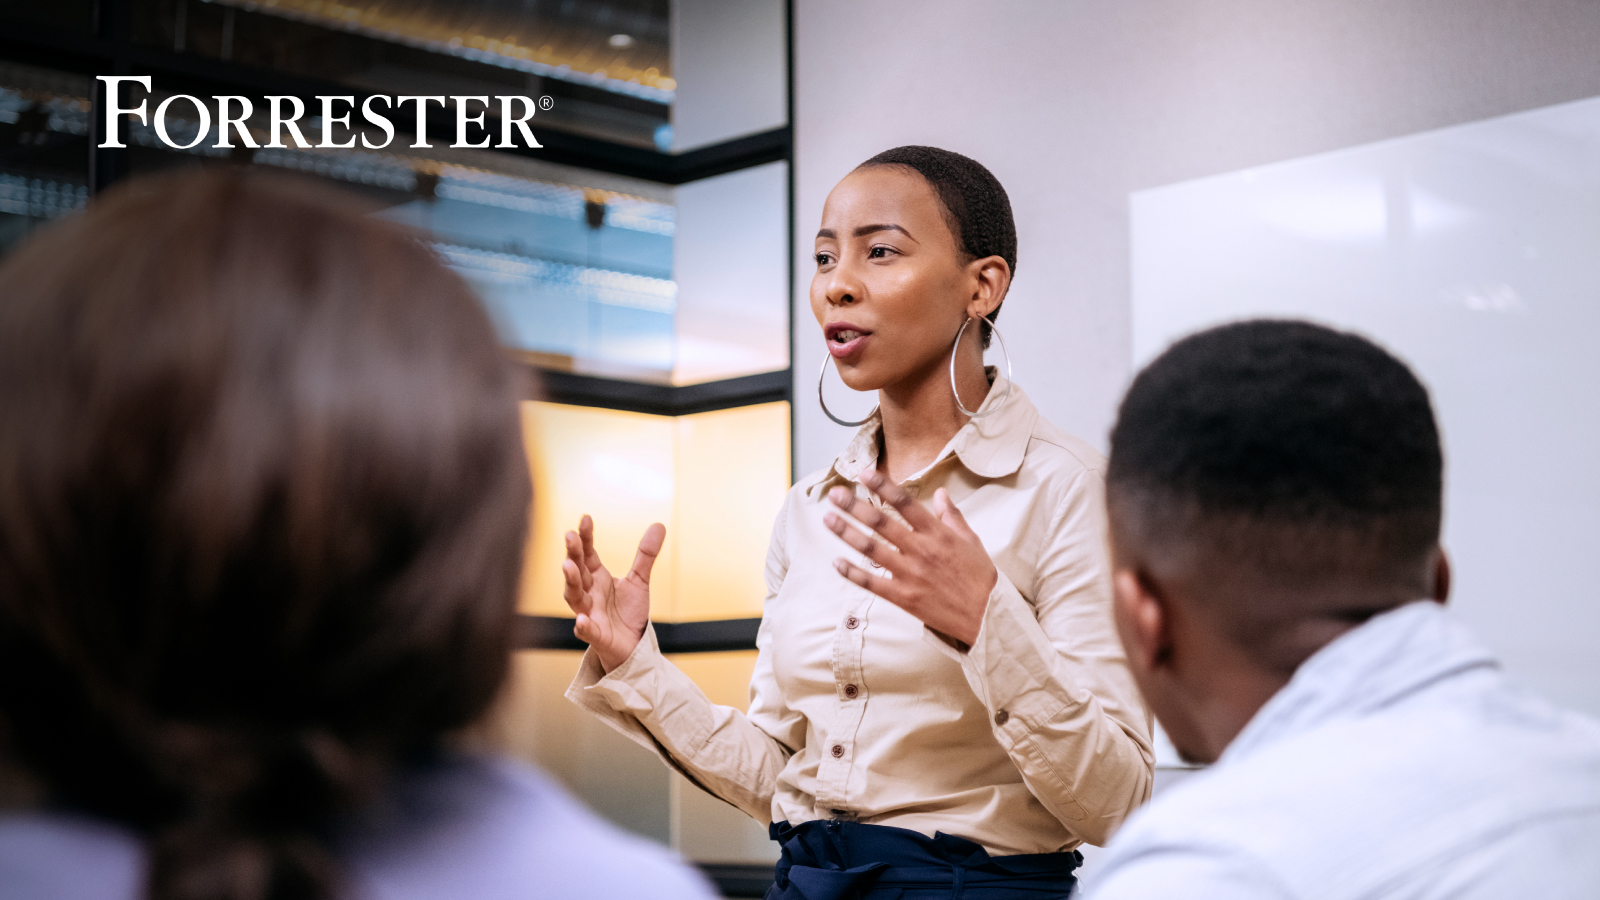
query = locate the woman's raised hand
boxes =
[823,469,998,648]
[562,515,664,672]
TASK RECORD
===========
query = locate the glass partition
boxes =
[129,0,671,147]
[0,63,90,256]
[518,400,790,621]
[673,160,790,384]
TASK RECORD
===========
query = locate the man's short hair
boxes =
[1107,320,1443,665]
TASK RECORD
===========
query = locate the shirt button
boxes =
[845,616,860,629]
[994,710,1010,726]
[844,684,859,699]
[830,744,845,758]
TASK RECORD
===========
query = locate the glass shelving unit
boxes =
[0,1,793,894]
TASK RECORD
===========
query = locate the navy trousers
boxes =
[764,820,1082,900]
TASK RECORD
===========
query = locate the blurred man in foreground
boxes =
[1087,320,1600,899]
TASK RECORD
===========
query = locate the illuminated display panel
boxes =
[669,402,789,620]
[518,400,789,623]
[519,402,678,619]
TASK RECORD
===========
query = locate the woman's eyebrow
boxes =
[854,223,915,240]
[815,224,917,241]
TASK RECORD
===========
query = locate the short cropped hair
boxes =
[1107,320,1443,665]
[859,145,1016,347]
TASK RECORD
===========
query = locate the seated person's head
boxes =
[1106,319,1446,764]
[0,171,530,898]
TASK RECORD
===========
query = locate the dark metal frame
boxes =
[517,615,762,654]
[530,367,790,417]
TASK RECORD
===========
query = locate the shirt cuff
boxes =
[930,571,1091,745]
[567,622,655,708]
[564,623,716,757]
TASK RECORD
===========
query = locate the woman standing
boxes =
[564,147,1153,898]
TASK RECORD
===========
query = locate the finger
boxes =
[562,558,591,614]
[832,558,903,603]
[565,530,594,592]
[932,488,977,538]
[629,523,666,584]
[857,468,940,532]
[826,485,915,547]
[573,612,599,646]
[579,514,602,573]
[823,510,902,570]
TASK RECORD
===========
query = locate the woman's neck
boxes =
[875,347,991,484]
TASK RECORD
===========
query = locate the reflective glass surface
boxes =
[518,400,791,621]
[0,63,90,257]
[129,0,671,148]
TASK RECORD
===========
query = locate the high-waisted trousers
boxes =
[764,820,1082,900]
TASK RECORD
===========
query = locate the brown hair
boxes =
[0,170,530,899]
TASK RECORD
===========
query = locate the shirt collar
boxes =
[808,369,1038,498]
[1220,600,1500,766]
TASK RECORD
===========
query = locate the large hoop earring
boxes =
[950,317,1014,419]
[818,355,879,427]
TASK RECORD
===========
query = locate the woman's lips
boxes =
[826,326,871,360]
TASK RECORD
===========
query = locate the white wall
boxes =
[791,0,1600,476]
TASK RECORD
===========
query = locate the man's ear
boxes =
[1113,567,1172,674]
[1430,547,1452,604]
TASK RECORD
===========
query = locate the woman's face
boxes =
[810,166,981,393]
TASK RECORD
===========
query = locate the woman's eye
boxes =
[868,246,893,259]
[814,252,833,266]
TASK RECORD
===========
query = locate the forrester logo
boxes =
[95,76,548,152]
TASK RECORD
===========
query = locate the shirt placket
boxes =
[815,482,895,820]
[816,584,874,819]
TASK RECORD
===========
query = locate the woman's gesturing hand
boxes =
[823,469,997,648]
[562,515,663,672]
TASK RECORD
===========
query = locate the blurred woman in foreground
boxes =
[0,171,713,900]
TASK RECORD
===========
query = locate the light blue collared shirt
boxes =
[1087,600,1600,899]
[0,754,716,900]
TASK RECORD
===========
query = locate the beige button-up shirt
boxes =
[567,377,1154,854]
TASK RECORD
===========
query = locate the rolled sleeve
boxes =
[564,622,788,822]
[563,497,800,823]
[567,624,710,754]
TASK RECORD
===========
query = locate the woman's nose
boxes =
[825,263,862,307]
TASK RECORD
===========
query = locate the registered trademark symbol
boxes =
[538,95,554,111]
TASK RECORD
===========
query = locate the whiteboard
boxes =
[1130,96,1600,718]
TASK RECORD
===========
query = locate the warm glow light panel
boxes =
[519,400,791,623]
